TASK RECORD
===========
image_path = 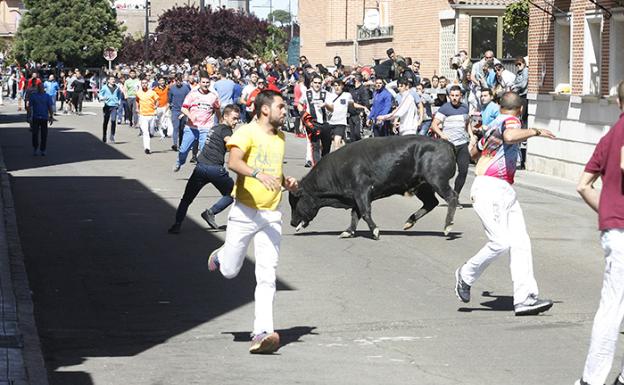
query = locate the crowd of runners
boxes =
[8,48,624,385]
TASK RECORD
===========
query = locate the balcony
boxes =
[356,25,393,41]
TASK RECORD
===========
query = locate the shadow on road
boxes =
[292,230,462,240]
[457,291,514,312]
[224,326,318,352]
[6,174,295,385]
[0,123,131,172]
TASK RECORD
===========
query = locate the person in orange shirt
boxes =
[153,76,169,138]
[136,78,159,154]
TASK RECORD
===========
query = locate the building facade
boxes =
[527,0,624,180]
[115,0,250,36]
[299,0,521,80]
[0,0,24,43]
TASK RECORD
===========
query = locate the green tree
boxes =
[503,0,529,39]
[14,0,124,66]
[250,24,288,62]
[267,9,291,25]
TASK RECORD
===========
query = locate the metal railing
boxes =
[356,25,393,41]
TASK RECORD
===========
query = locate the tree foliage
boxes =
[250,25,289,62]
[267,9,291,25]
[148,6,270,63]
[14,0,124,66]
[503,0,529,39]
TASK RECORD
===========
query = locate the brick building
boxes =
[115,0,249,36]
[299,0,521,80]
[527,0,624,180]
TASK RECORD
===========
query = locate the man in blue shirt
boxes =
[27,82,54,156]
[98,75,123,143]
[167,75,191,151]
[367,78,393,137]
[213,69,235,110]
[479,88,500,128]
[43,75,59,115]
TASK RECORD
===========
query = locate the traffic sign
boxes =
[103,47,117,61]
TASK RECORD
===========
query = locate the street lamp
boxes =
[144,0,150,63]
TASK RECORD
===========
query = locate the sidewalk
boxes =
[514,169,580,201]
[0,109,49,385]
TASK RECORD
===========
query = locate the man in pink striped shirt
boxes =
[174,71,221,172]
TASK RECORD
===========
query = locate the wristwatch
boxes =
[251,169,261,178]
[534,129,542,136]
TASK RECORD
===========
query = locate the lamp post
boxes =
[144,0,149,63]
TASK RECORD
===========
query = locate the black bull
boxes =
[288,136,459,239]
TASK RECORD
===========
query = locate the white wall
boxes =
[527,94,621,181]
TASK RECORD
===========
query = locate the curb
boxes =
[513,180,582,202]
[0,144,49,385]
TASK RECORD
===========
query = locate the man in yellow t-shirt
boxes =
[208,90,298,355]
[135,78,159,154]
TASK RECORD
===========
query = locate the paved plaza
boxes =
[0,103,612,385]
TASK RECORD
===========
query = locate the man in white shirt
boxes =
[376,78,422,136]
[325,79,369,150]
[240,72,259,122]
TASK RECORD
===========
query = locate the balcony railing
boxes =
[356,25,393,41]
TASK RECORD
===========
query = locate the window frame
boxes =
[554,14,572,93]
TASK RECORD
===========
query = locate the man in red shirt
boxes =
[576,80,624,385]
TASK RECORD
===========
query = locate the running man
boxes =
[454,91,556,316]
[135,78,159,154]
[98,75,123,143]
[168,104,240,234]
[575,81,624,385]
[207,90,299,354]
[174,71,221,172]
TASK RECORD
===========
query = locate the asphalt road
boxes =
[0,104,610,385]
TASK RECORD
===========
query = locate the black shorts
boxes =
[330,124,346,138]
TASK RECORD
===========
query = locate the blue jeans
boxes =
[177,126,208,166]
[170,112,187,147]
[174,163,234,224]
[418,120,432,136]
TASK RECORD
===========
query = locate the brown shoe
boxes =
[249,332,280,354]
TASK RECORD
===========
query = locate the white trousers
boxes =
[139,115,156,150]
[155,107,167,137]
[582,229,624,385]
[459,176,539,305]
[216,200,282,335]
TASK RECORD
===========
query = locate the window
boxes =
[554,16,571,92]
[610,15,624,95]
[583,14,602,95]
[470,16,527,60]
[471,17,498,59]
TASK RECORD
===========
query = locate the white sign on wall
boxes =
[363,8,380,30]
[114,0,146,11]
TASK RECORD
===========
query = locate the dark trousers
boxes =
[171,114,187,147]
[454,143,470,195]
[126,97,136,126]
[175,164,235,224]
[118,100,128,123]
[72,92,84,113]
[310,123,332,164]
[32,118,48,152]
[520,95,529,168]
[347,113,362,142]
[372,121,391,137]
[103,106,118,139]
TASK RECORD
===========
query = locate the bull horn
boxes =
[295,222,305,232]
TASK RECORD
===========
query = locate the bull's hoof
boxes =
[339,230,355,239]
[444,225,453,236]
[403,221,415,230]
[372,228,380,240]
